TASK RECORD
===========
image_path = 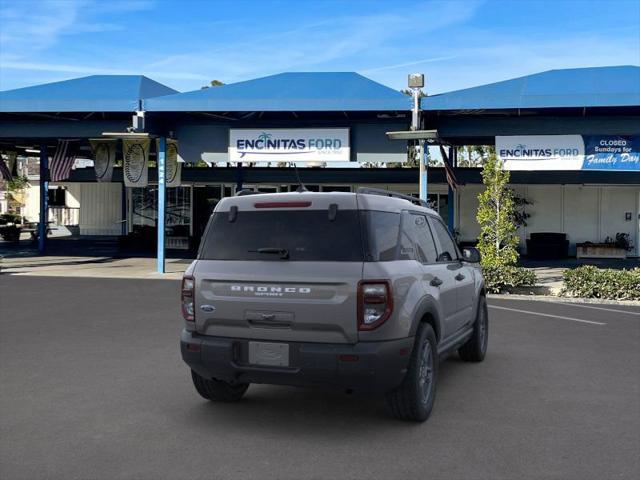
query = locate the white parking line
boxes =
[544,302,640,316]
[489,305,607,326]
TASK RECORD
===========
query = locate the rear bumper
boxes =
[181,329,414,393]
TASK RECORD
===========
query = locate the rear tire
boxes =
[458,295,489,362]
[191,370,249,402]
[385,323,438,422]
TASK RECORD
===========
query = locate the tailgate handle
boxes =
[245,311,294,328]
[248,318,292,329]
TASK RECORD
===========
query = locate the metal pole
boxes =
[157,137,166,273]
[411,88,427,201]
[411,89,419,131]
[38,145,48,254]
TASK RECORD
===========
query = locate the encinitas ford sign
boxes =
[497,135,585,170]
[229,128,350,163]
[497,135,640,171]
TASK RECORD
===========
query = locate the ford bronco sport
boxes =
[180,188,488,422]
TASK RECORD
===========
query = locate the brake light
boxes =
[181,276,195,322]
[358,280,393,330]
[254,201,311,208]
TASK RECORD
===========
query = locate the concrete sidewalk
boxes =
[1,254,637,292]
[0,255,190,279]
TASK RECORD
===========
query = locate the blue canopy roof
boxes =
[145,72,411,112]
[422,66,640,111]
[0,75,178,113]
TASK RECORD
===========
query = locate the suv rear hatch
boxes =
[193,193,363,344]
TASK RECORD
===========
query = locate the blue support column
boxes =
[157,137,166,273]
[121,182,127,236]
[38,145,48,254]
[447,146,455,234]
[419,140,428,201]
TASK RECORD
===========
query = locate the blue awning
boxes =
[422,66,640,111]
[0,75,178,113]
[145,72,411,112]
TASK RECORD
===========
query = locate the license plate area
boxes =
[248,341,290,367]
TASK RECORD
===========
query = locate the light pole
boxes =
[408,73,426,201]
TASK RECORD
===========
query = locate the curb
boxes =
[488,293,640,307]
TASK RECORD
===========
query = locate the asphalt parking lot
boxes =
[1,276,638,480]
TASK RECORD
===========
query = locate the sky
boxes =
[0,0,639,94]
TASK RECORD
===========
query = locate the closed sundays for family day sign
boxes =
[229,128,350,163]
[496,135,640,171]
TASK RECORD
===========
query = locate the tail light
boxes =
[181,276,195,322]
[358,280,393,331]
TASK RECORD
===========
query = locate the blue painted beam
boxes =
[157,137,166,273]
[419,142,428,201]
[38,145,48,254]
[447,147,456,234]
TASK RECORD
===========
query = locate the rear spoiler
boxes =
[357,187,428,208]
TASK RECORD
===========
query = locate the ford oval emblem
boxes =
[200,305,216,313]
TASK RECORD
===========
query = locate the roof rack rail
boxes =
[356,187,429,208]
[235,189,260,197]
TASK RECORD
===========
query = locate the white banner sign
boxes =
[496,135,585,170]
[123,138,150,187]
[156,138,181,187]
[229,128,350,163]
[90,139,116,182]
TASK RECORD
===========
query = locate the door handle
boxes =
[455,273,465,281]
[430,277,443,287]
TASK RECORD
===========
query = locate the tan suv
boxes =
[180,188,488,422]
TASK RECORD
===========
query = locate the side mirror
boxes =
[462,247,481,263]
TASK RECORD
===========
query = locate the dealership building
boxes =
[1,65,639,265]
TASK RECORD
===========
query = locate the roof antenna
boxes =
[292,163,307,192]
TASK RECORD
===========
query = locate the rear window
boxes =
[199,210,364,261]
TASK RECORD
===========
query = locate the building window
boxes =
[48,188,66,207]
[130,186,192,249]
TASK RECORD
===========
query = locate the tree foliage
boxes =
[476,153,519,267]
[201,79,225,89]
[457,145,495,167]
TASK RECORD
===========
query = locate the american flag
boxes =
[0,156,12,181]
[49,140,78,182]
[439,145,458,190]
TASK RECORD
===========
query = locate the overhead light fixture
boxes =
[101,132,152,139]
[386,129,440,141]
[25,148,41,153]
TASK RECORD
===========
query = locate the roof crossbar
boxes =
[356,187,429,208]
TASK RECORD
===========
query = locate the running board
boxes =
[437,327,473,358]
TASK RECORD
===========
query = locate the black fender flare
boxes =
[409,295,443,342]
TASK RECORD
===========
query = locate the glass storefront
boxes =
[130,186,192,249]
[127,183,451,252]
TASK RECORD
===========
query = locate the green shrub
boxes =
[482,265,537,293]
[562,266,640,300]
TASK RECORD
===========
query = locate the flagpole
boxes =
[38,144,48,254]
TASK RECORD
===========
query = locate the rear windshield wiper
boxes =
[248,247,290,259]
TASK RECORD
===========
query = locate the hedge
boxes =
[562,266,640,300]
[482,265,537,294]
